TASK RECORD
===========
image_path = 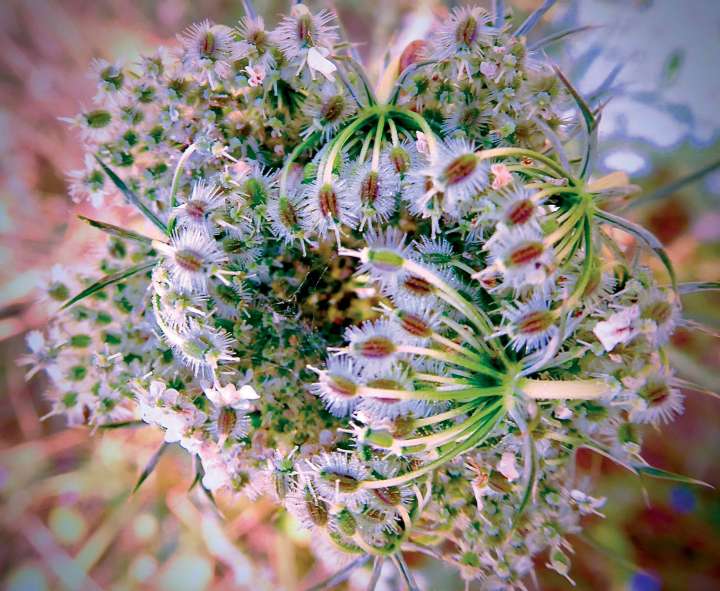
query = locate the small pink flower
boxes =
[232,160,253,179]
[480,61,498,78]
[245,64,266,87]
[490,163,512,190]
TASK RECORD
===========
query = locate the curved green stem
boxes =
[412,400,481,428]
[361,408,504,489]
[545,202,587,246]
[169,143,197,208]
[390,400,504,450]
[359,384,504,402]
[279,131,322,197]
[386,107,438,158]
[343,56,377,106]
[476,147,573,182]
[388,60,436,105]
[399,345,505,378]
[561,215,594,311]
[388,118,400,146]
[371,114,386,171]
[402,259,505,360]
[449,259,479,276]
[440,317,492,358]
[358,132,373,164]
[322,108,382,184]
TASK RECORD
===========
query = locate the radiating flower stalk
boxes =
[23,2,717,589]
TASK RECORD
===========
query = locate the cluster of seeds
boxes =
[24,3,700,589]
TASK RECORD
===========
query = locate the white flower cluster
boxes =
[24,3,698,589]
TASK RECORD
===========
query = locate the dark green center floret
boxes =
[443,153,478,185]
[200,32,216,57]
[318,184,339,219]
[456,17,478,47]
[320,469,361,493]
[175,249,204,273]
[321,96,346,123]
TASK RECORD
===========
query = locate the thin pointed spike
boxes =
[188,462,201,492]
[588,63,623,104]
[553,65,597,179]
[577,533,644,574]
[676,281,720,295]
[634,464,714,489]
[596,210,677,290]
[336,65,364,109]
[390,553,421,591]
[578,437,639,475]
[532,116,571,172]
[622,157,720,212]
[366,557,385,591]
[345,57,377,105]
[78,215,155,245]
[192,459,226,519]
[529,25,601,51]
[242,0,257,19]
[60,259,158,311]
[94,156,168,234]
[515,0,558,38]
[553,67,595,130]
[508,410,538,533]
[673,378,720,401]
[98,420,145,430]
[133,441,169,494]
[681,320,720,339]
[493,0,505,28]
[579,436,712,488]
[305,555,371,591]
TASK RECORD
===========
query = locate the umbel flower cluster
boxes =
[24,2,705,589]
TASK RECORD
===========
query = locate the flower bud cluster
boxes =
[25,3,692,588]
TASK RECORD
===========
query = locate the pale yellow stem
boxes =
[521,378,608,400]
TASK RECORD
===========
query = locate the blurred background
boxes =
[1,1,718,589]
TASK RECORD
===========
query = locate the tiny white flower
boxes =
[238,384,259,400]
[307,47,337,80]
[497,452,519,481]
[204,381,259,408]
[200,453,231,491]
[593,305,640,352]
[570,489,606,516]
[26,330,45,353]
